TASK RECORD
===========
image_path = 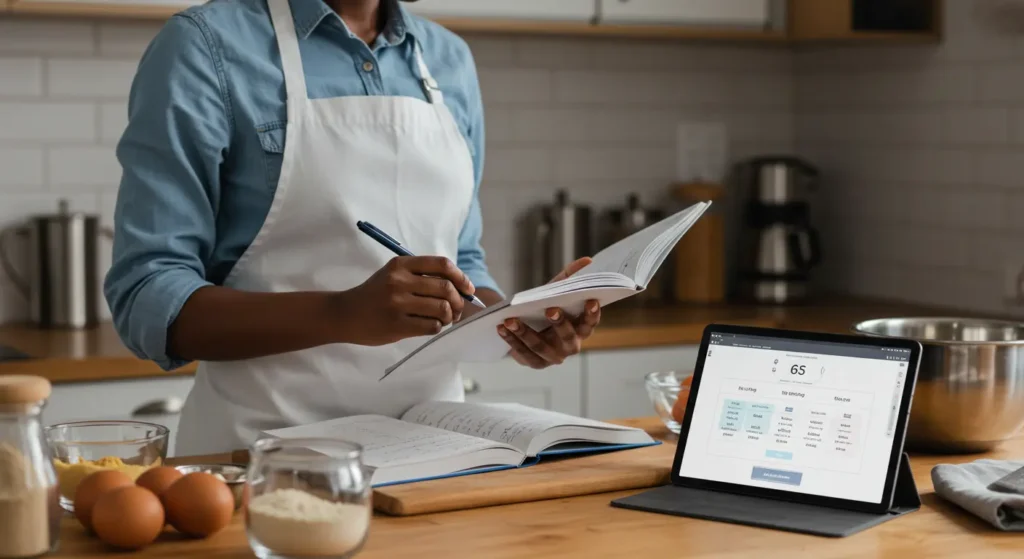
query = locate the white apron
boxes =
[175,0,474,456]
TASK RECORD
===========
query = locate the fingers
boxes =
[403,316,445,337]
[401,293,457,325]
[403,256,475,297]
[551,257,593,282]
[410,275,465,322]
[545,308,581,356]
[497,325,547,369]
[503,318,564,365]
[574,300,602,339]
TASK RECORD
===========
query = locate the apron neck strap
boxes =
[413,40,444,105]
[269,0,309,103]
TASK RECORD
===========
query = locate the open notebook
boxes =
[381,200,711,380]
[261,402,658,487]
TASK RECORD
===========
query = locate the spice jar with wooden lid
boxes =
[671,182,726,304]
[0,375,61,558]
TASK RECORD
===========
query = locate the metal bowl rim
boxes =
[851,316,1024,346]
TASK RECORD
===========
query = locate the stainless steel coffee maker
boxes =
[1,200,112,329]
[518,190,592,290]
[735,156,821,304]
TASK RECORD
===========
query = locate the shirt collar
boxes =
[291,0,419,45]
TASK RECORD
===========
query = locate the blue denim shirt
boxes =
[104,0,499,371]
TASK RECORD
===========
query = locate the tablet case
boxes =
[610,451,920,537]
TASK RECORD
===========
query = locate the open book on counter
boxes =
[381,200,712,380]
[262,401,659,487]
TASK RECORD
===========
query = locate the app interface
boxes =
[679,333,911,503]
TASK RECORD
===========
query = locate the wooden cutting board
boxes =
[371,442,676,516]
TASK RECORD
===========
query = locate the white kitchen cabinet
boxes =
[460,356,582,416]
[46,376,194,457]
[599,0,771,27]
[584,345,700,420]
[406,0,596,22]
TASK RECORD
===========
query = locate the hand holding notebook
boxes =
[381,200,711,380]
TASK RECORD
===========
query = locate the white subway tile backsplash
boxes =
[945,107,1009,145]
[553,70,683,106]
[481,148,553,182]
[978,63,1024,103]
[977,150,1024,188]
[97,22,161,58]
[477,68,552,104]
[0,58,44,97]
[554,147,675,182]
[47,59,138,99]
[99,102,128,144]
[47,147,122,188]
[0,20,95,55]
[514,38,594,70]
[0,148,44,189]
[0,102,95,141]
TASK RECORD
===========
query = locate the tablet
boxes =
[671,324,922,514]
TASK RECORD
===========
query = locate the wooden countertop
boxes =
[52,417,1024,558]
[0,296,981,384]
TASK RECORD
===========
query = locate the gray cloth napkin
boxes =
[932,459,1024,531]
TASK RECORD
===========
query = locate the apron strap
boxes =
[413,40,444,105]
[268,0,309,103]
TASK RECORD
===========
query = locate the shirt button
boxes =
[362,61,374,73]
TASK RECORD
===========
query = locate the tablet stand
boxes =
[610,452,920,538]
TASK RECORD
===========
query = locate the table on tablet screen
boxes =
[679,333,911,504]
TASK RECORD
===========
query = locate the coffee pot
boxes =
[1,200,113,329]
[518,190,592,291]
[735,156,822,304]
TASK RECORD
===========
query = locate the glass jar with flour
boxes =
[245,438,371,559]
[0,375,61,558]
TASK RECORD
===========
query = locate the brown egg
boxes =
[135,466,183,498]
[92,486,165,550]
[162,472,234,538]
[73,470,134,531]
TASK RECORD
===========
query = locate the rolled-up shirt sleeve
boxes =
[103,14,230,371]
[455,47,503,298]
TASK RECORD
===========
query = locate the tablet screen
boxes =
[678,331,912,505]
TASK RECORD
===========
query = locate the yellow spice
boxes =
[53,456,160,500]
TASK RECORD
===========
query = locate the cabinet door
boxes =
[599,0,770,26]
[584,346,699,420]
[46,377,194,456]
[406,0,596,22]
[459,356,582,416]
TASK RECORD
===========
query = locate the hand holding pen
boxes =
[332,221,484,346]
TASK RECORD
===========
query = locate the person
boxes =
[104,0,602,456]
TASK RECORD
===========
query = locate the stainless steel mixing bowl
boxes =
[852,317,1024,453]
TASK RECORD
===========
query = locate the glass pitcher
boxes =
[0,375,61,558]
[245,438,371,559]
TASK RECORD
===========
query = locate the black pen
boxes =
[357,220,486,308]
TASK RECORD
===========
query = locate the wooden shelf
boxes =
[0,2,939,44]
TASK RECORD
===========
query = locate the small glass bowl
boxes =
[645,371,693,434]
[45,420,169,512]
[245,438,371,559]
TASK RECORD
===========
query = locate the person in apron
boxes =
[105,0,602,456]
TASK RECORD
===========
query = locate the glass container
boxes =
[0,375,61,558]
[245,438,371,559]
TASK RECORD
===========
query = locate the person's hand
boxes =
[336,256,474,345]
[496,257,602,369]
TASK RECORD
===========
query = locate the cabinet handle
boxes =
[131,397,184,417]
[463,378,481,395]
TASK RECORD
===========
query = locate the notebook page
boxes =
[578,201,709,285]
[635,203,710,285]
[401,401,639,456]
[262,415,520,468]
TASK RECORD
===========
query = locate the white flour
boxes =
[247,488,370,556]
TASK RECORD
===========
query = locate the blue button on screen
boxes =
[751,466,803,486]
[765,449,793,460]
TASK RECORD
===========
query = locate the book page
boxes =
[262,415,520,468]
[400,401,642,456]
[578,201,709,286]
